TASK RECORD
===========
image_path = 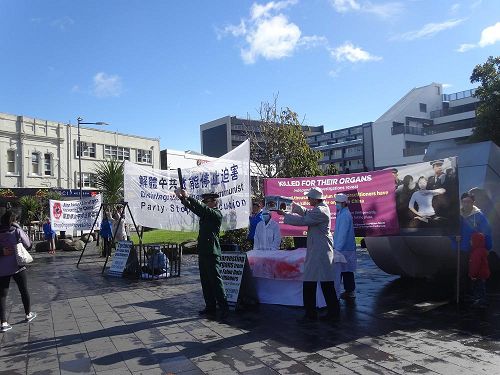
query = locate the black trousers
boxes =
[0,270,31,322]
[341,272,356,292]
[303,281,340,317]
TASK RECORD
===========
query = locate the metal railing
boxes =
[442,88,476,102]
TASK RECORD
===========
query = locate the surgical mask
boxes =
[336,203,343,211]
[262,214,271,222]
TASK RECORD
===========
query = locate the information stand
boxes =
[220,251,246,310]
[108,240,134,277]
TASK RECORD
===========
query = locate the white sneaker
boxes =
[1,323,12,332]
[25,312,37,322]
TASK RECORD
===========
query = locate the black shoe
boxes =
[296,314,317,324]
[198,307,216,316]
[340,291,356,300]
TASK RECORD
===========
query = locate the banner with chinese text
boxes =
[49,194,102,231]
[124,141,251,231]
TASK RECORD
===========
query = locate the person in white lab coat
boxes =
[253,211,281,251]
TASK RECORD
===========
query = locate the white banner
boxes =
[220,252,246,304]
[108,241,133,277]
[49,194,102,231]
[124,140,251,231]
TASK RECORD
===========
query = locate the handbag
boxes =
[15,230,33,266]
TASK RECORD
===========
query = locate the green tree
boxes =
[323,163,339,176]
[19,196,41,226]
[94,159,124,203]
[469,56,500,145]
[245,96,322,184]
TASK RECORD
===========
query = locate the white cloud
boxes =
[330,0,403,19]
[330,0,361,13]
[330,42,381,62]
[442,83,453,89]
[456,22,500,52]
[71,85,80,93]
[51,16,74,31]
[456,43,476,52]
[478,22,500,47]
[220,1,323,64]
[250,0,298,19]
[242,14,301,64]
[92,72,123,98]
[393,18,464,41]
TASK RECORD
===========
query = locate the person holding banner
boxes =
[333,193,357,301]
[253,210,281,251]
[277,187,340,323]
[175,188,229,319]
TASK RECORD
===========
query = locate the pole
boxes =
[77,117,83,200]
[456,235,461,305]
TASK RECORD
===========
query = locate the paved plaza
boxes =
[1,245,499,375]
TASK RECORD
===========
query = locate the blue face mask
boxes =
[336,203,343,211]
[262,214,271,222]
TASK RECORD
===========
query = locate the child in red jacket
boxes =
[468,232,490,307]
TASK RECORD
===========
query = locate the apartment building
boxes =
[307,122,374,173]
[0,112,160,191]
[200,116,324,158]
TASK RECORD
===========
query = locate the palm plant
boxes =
[19,195,42,226]
[94,159,124,204]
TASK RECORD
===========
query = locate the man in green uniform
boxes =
[175,188,229,319]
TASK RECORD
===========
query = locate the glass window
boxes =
[420,103,427,112]
[104,145,130,161]
[79,173,96,188]
[44,154,52,176]
[137,149,152,164]
[7,150,16,173]
[31,153,40,175]
[77,141,96,158]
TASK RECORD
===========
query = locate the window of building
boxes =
[7,150,16,173]
[31,152,40,175]
[79,172,97,188]
[104,145,130,161]
[77,141,96,158]
[419,103,427,112]
[44,153,52,176]
[137,149,152,164]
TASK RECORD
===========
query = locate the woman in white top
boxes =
[408,176,446,228]
[253,211,281,251]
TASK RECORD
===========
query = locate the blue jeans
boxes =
[471,279,487,304]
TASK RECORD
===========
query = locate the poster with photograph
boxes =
[390,157,460,236]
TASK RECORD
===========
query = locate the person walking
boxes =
[42,216,56,254]
[277,187,340,323]
[175,189,229,319]
[333,193,357,301]
[0,211,37,333]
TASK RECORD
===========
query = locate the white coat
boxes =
[284,202,335,281]
[253,219,281,251]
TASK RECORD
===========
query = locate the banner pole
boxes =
[456,235,461,305]
[177,168,183,190]
[77,204,103,268]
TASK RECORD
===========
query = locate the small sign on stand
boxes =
[220,251,247,310]
[108,240,134,277]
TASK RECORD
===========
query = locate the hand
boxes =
[174,188,187,199]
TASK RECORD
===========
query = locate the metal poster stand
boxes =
[76,202,142,272]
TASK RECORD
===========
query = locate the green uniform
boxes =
[181,197,228,310]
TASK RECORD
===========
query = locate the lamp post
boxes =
[76,117,108,200]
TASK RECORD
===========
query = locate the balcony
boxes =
[403,146,427,157]
[430,102,478,119]
[442,88,476,102]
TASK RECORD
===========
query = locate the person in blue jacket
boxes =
[100,211,113,257]
[458,192,492,252]
[42,217,56,254]
[247,201,263,246]
[333,193,357,301]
